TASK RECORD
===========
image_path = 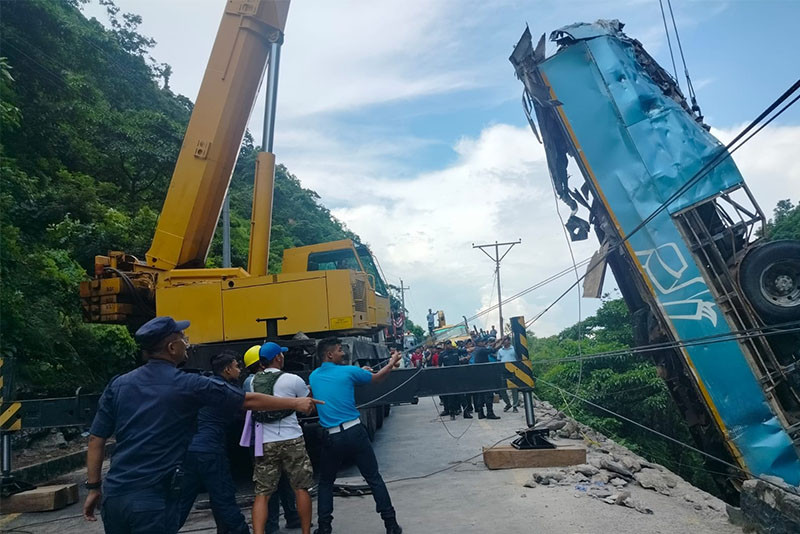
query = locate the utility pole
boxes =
[472,239,521,337]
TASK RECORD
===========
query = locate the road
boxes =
[0,399,740,533]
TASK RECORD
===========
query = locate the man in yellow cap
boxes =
[242,344,302,534]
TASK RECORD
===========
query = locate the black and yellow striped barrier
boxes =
[0,358,22,432]
[507,316,534,389]
[505,358,534,389]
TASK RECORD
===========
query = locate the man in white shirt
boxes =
[243,342,314,534]
[495,336,520,412]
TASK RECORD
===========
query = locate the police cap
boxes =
[135,316,190,350]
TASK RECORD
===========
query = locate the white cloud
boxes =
[287,123,800,336]
[712,124,800,216]
[279,123,605,335]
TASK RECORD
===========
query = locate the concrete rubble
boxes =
[523,399,744,523]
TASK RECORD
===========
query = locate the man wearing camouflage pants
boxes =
[241,342,314,534]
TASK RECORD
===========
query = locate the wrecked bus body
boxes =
[510,20,800,491]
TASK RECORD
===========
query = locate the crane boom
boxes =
[146,0,290,270]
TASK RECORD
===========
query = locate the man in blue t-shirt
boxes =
[309,338,403,534]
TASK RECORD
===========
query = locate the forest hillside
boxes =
[0,0,356,394]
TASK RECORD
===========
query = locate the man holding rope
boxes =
[309,339,403,534]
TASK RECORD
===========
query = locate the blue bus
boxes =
[510,20,800,492]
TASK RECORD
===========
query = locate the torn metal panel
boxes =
[510,27,589,240]
[583,242,610,299]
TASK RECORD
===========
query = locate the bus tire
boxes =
[740,240,800,323]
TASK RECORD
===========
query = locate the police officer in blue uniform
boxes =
[178,351,249,533]
[82,316,321,534]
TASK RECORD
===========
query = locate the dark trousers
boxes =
[472,392,494,413]
[102,486,181,534]
[442,394,460,415]
[266,473,300,533]
[497,390,511,406]
[461,394,473,412]
[317,423,394,526]
[178,452,249,534]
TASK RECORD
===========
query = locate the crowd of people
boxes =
[83,316,404,534]
[404,327,522,420]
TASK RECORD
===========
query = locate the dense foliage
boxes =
[764,199,800,241]
[530,297,718,494]
[0,0,356,395]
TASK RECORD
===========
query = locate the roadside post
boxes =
[0,357,35,497]
[509,316,536,428]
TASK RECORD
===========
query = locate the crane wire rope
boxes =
[657,0,681,88]
[550,179,584,408]
[525,79,800,329]
[666,0,698,106]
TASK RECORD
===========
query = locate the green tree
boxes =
[531,298,717,494]
[764,199,800,241]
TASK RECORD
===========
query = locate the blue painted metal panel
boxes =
[539,37,800,484]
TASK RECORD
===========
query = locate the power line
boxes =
[528,322,800,366]
[466,257,591,322]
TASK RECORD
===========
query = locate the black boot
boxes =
[440,410,448,417]
[486,410,500,420]
[384,516,403,534]
[477,409,486,419]
[313,522,332,534]
[463,410,473,419]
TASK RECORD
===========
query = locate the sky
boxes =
[81,0,800,336]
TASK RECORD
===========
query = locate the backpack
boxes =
[251,371,295,423]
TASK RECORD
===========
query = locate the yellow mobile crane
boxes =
[79,0,390,359]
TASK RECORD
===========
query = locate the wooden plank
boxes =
[483,444,586,470]
[0,484,79,513]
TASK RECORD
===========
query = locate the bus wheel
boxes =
[740,240,800,323]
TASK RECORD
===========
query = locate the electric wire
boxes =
[525,79,800,328]
[2,33,183,143]
[529,322,800,366]
[465,257,592,323]
[483,269,498,331]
